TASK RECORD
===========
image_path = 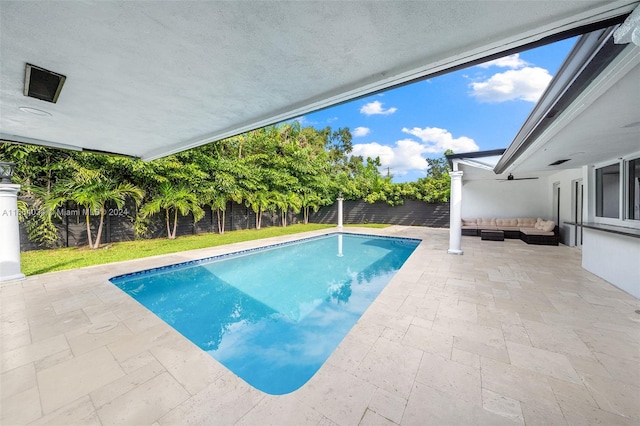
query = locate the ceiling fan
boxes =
[497,173,539,182]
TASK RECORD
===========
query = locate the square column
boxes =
[448,171,463,255]
[0,184,26,281]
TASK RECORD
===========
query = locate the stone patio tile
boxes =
[0,362,36,401]
[29,395,100,426]
[557,398,639,426]
[236,395,326,426]
[360,409,397,425]
[594,351,640,386]
[415,352,482,405]
[157,372,265,426]
[575,328,640,363]
[106,323,178,363]
[0,386,41,425]
[37,346,125,413]
[581,373,640,419]
[480,357,557,406]
[566,354,612,379]
[435,299,478,323]
[354,337,423,399]
[97,372,191,424]
[401,324,453,359]
[150,339,227,395]
[359,305,413,334]
[89,356,165,408]
[450,347,480,369]
[520,398,568,425]
[326,332,377,373]
[122,309,166,334]
[367,387,406,425]
[1,334,69,373]
[50,291,102,315]
[66,321,133,355]
[28,308,92,343]
[482,388,524,425]
[547,376,597,408]
[453,335,509,363]
[522,319,595,359]
[297,362,377,425]
[2,227,638,426]
[403,382,519,426]
[505,341,581,384]
[33,347,74,372]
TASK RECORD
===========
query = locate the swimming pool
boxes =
[110,232,420,394]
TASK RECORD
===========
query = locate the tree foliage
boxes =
[1,123,451,248]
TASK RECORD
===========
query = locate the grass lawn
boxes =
[21,223,390,276]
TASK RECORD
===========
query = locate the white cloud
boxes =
[477,53,528,69]
[470,66,552,103]
[401,127,479,153]
[360,100,397,116]
[351,142,395,166]
[352,127,370,137]
[351,127,477,177]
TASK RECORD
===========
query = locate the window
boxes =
[595,163,620,218]
[628,158,640,221]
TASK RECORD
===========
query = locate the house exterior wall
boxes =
[460,178,550,219]
[547,168,584,246]
[582,228,640,298]
[548,162,639,298]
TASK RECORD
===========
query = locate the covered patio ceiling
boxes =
[0,1,637,160]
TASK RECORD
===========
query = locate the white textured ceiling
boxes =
[0,1,637,160]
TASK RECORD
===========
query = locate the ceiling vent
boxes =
[548,159,571,166]
[23,64,66,103]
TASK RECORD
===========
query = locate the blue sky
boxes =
[296,38,577,182]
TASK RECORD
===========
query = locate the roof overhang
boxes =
[1,1,637,160]
[495,13,640,174]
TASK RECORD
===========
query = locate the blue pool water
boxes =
[110,233,419,394]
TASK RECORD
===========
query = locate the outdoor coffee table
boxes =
[480,230,504,241]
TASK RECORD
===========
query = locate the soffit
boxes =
[0,1,636,159]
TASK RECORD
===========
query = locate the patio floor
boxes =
[1,226,639,425]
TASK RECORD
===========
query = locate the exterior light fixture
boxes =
[0,162,16,184]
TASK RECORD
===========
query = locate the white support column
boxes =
[0,184,25,282]
[448,170,463,255]
[337,197,344,228]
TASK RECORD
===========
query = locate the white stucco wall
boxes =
[582,228,640,299]
[461,178,550,219]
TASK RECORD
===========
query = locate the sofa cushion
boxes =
[478,218,496,227]
[542,220,556,232]
[461,218,477,226]
[517,218,537,227]
[496,218,518,227]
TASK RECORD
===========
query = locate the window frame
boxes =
[591,151,640,229]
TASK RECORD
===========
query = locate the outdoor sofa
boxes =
[461,217,559,245]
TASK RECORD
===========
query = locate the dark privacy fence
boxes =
[19,200,449,251]
[309,200,449,227]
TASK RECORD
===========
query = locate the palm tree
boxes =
[274,192,302,227]
[200,188,230,234]
[244,190,272,230]
[58,163,143,249]
[67,179,143,249]
[300,191,322,224]
[140,182,204,239]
